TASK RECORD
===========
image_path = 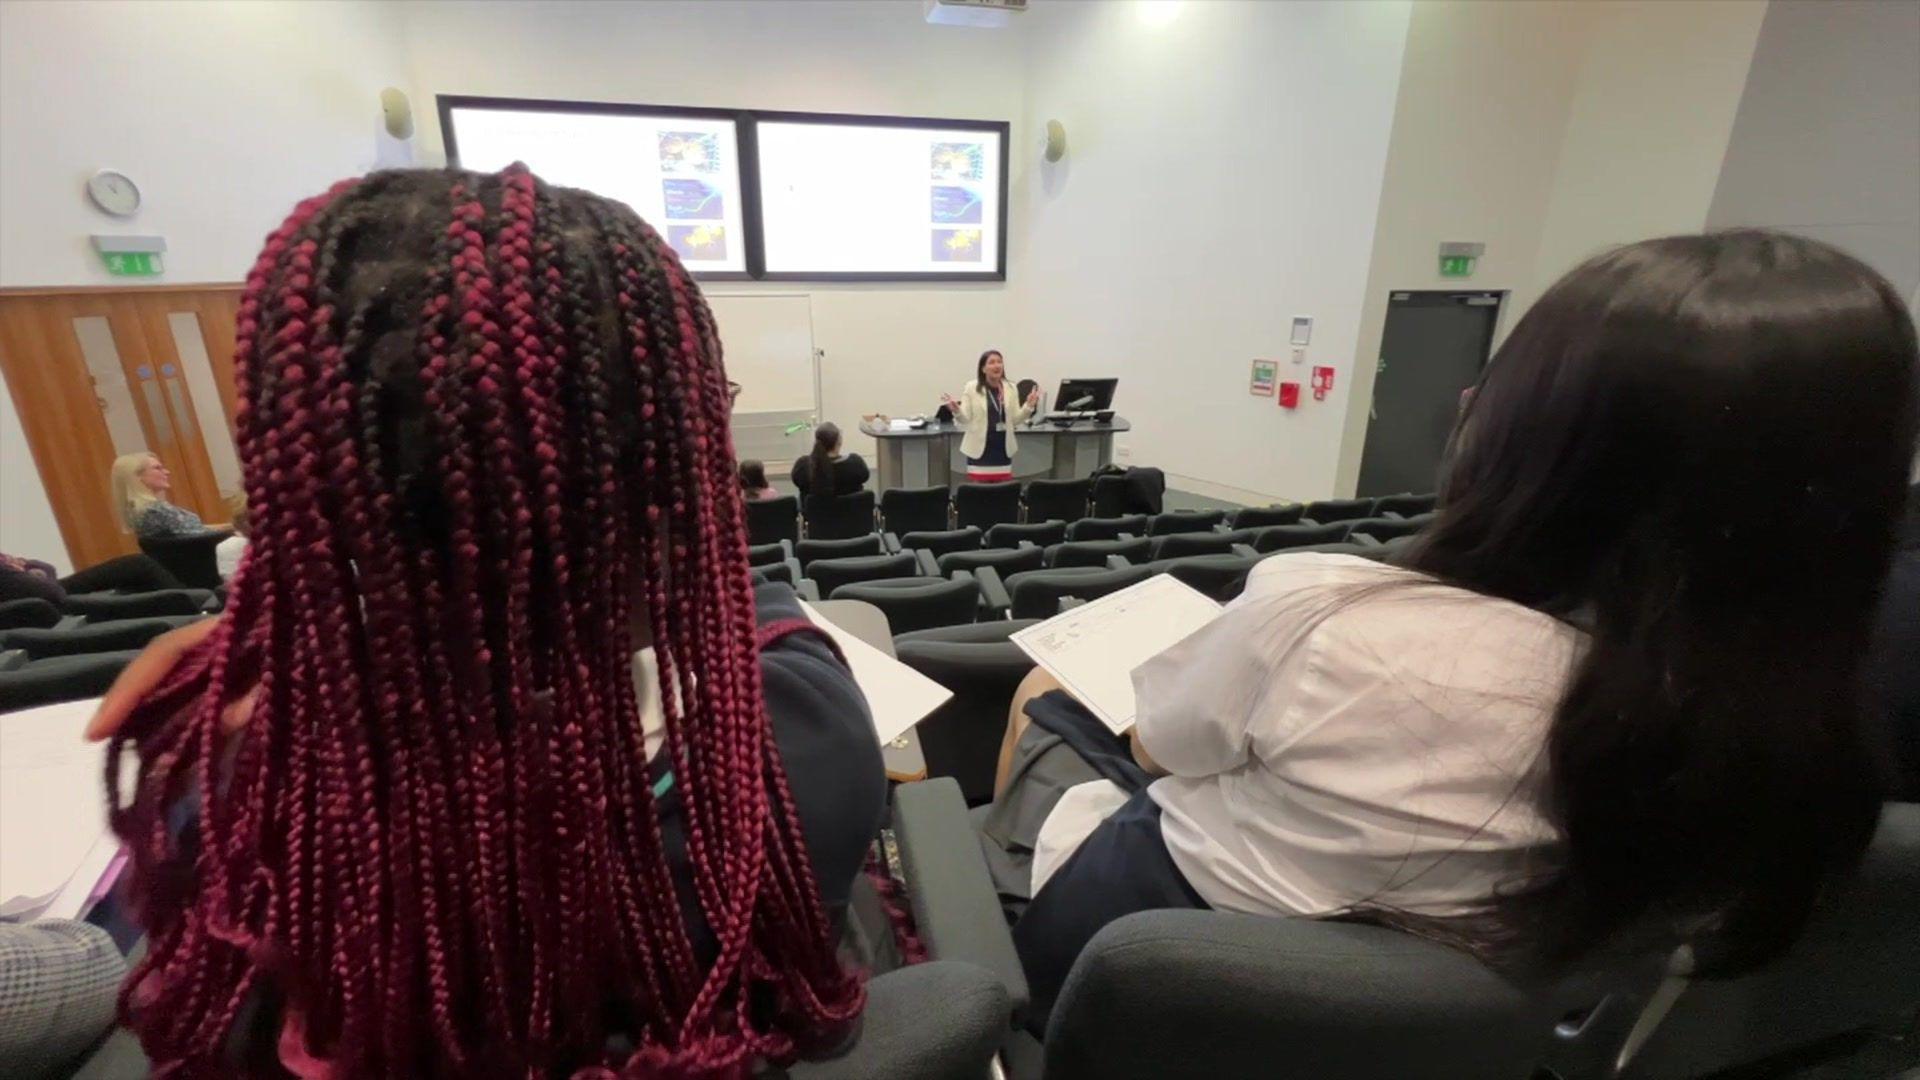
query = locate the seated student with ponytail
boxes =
[84,166,886,1075]
[981,231,1920,1026]
[790,421,869,498]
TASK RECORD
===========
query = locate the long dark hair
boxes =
[1405,231,1918,974]
[739,458,769,493]
[976,349,1004,388]
[809,421,842,497]
[106,167,859,1073]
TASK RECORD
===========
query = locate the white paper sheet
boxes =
[1,698,125,920]
[802,602,952,744]
[1011,575,1224,735]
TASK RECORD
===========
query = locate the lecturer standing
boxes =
[944,349,1040,483]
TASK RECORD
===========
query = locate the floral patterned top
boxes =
[132,501,208,540]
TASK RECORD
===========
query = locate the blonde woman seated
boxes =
[111,452,209,539]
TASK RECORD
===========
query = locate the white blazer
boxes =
[953,378,1037,460]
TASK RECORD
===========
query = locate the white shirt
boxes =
[1035,553,1581,917]
[214,536,247,582]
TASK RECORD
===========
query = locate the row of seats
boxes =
[0,593,219,713]
[746,479,1438,549]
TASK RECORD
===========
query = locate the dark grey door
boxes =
[1356,290,1502,498]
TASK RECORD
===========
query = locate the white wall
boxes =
[1706,0,1920,299]
[1530,0,1765,287]
[398,0,1032,461]
[1333,0,1597,495]
[1015,0,1411,503]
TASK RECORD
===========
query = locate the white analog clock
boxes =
[86,170,141,217]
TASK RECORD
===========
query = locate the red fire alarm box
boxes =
[1278,381,1301,409]
[1311,365,1335,401]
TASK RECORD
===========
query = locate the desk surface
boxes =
[859,416,1131,440]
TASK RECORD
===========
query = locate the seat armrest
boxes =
[784,558,806,586]
[973,565,1011,617]
[1349,533,1383,548]
[0,649,27,672]
[1017,541,1037,552]
[780,538,796,559]
[1299,517,1321,526]
[883,532,903,554]
[1212,523,1232,533]
[1104,555,1131,571]
[796,579,822,603]
[1057,596,1087,614]
[1117,532,1136,542]
[1230,543,1257,559]
[891,779,1030,1013]
[56,614,88,631]
[914,549,940,577]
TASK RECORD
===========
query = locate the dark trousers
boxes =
[61,554,181,596]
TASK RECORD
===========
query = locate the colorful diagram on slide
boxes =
[663,178,725,220]
[931,141,984,183]
[669,224,728,260]
[931,185,984,224]
[932,228,983,262]
[658,131,721,175]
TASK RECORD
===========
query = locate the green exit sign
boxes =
[101,251,162,276]
[1439,254,1476,278]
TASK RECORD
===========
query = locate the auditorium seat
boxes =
[804,490,878,540]
[1023,478,1092,525]
[1145,510,1226,536]
[831,575,980,636]
[140,531,232,590]
[939,545,1046,579]
[0,615,205,661]
[747,494,802,546]
[0,598,63,631]
[955,482,1022,529]
[1150,530,1252,560]
[899,527,982,558]
[1065,515,1147,542]
[1003,564,1153,620]
[1373,492,1438,517]
[795,534,885,569]
[879,485,952,534]
[1046,538,1151,569]
[986,521,1066,550]
[1349,514,1432,544]
[63,588,217,620]
[1301,497,1377,524]
[806,552,919,597]
[1089,474,1131,518]
[1229,503,1305,530]
[894,620,1040,804]
[1149,554,1260,602]
[1248,521,1353,553]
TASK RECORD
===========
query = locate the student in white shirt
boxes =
[213,495,248,581]
[980,230,1920,1026]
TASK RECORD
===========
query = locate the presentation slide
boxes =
[756,120,1004,276]
[445,105,748,274]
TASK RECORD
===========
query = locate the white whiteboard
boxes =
[706,294,816,414]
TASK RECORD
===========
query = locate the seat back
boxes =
[1150,554,1259,602]
[1303,497,1378,524]
[747,542,790,568]
[899,527,982,559]
[807,552,918,597]
[1065,515,1147,542]
[1146,510,1226,537]
[1230,503,1305,530]
[894,620,1041,802]
[939,545,1046,578]
[0,616,201,660]
[796,534,885,568]
[1006,565,1153,620]
[1623,802,1920,1079]
[1044,910,1639,1080]
[1250,521,1354,553]
[804,490,878,540]
[746,494,802,546]
[986,520,1067,550]
[878,485,952,534]
[1047,538,1151,569]
[831,576,979,636]
[1347,515,1429,543]
[139,531,230,590]
[0,649,144,714]
[1089,474,1131,518]
[1151,531,1244,560]
[0,597,63,631]
[1373,492,1438,517]
[1024,479,1092,525]
[955,482,1023,529]
[751,562,797,587]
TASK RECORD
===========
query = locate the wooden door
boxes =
[0,286,243,569]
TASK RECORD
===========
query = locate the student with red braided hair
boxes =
[83,166,886,1077]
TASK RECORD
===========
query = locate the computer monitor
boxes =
[1055,378,1117,412]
